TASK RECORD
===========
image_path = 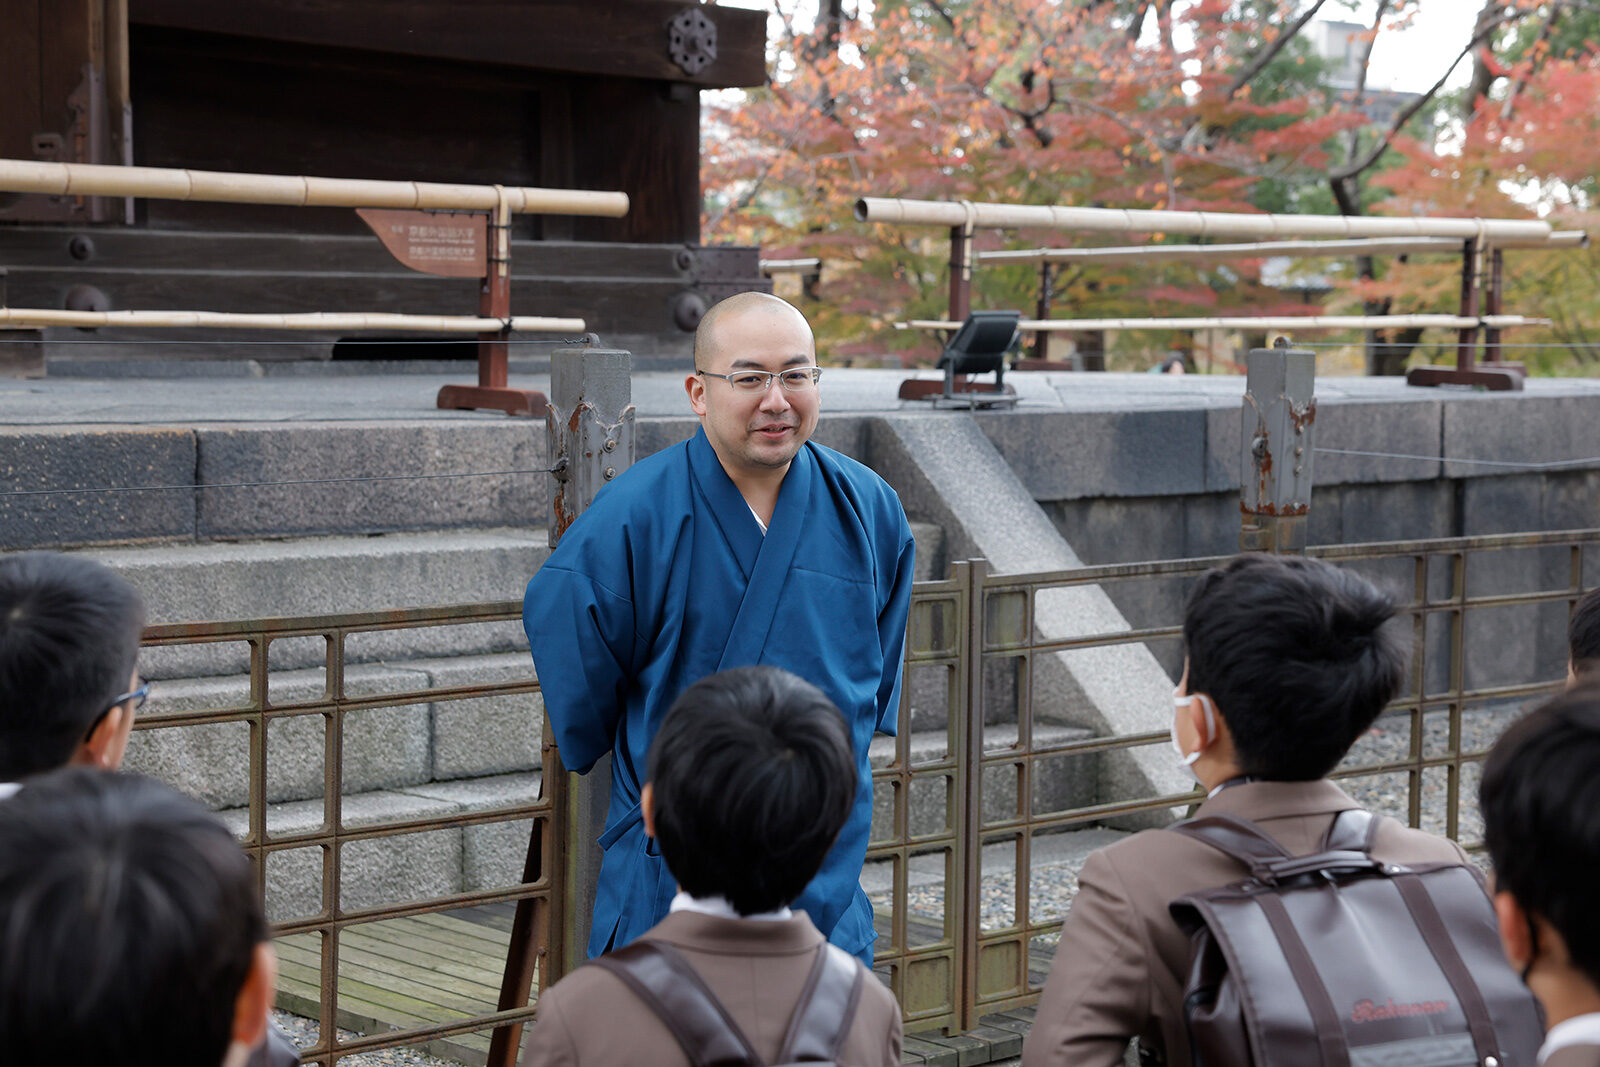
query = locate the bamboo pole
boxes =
[975,237,1471,265]
[856,197,1553,242]
[897,314,1548,332]
[974,232,1588,264]
[0,308,586,333]
[759,258,823,274]
[0,159,628,217]
[1492,230,1588,249]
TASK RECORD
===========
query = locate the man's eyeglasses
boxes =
[82,682,149,741]
[697,367,822,393]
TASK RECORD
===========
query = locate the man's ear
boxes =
[685,373,707,416]
[641,782,656,839]
[71,705,125,769]
[231,942,277,1051]
[1495,890,1533,973]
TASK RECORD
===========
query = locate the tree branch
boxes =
[1329,5,1519,181]
[1225,0,1332,100]
[1501,0,1565,121]
[1341,0,1390,168]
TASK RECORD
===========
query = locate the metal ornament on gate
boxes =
[1239,339,1316,554]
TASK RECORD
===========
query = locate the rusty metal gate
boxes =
[132,527,1600,1062]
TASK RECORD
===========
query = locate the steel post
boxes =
[1239,339,1316,554]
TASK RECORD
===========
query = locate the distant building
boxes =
[1306,20,1422,127]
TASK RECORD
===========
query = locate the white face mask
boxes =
[1170,687,1218,775]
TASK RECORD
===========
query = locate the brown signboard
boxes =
[357,208,488,277]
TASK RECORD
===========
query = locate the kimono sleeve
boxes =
[522,561,636,775]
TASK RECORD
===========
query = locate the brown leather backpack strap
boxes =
[1254,894,1353,1067]
[774,943,864,1063]
[1169,814,1293,872]
[590,940,761,1067]
[1392,872,1503,1065]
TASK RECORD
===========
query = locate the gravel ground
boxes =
[869,701,1527,945]
[271,1011,473,1067]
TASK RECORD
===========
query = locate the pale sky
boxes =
[1350,0,1481,95]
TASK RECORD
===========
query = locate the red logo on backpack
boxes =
[1350,998,1450,1023]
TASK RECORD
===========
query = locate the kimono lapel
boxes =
[716,443,812,670]
[686,428,762,579]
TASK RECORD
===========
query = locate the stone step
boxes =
[218,771,543,924]
[78,529,548,679]
[124,652,541,810]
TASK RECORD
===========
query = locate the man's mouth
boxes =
[752,423,795,439]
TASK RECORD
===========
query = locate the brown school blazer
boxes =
[1021,779,1471,1067]
[522,909,903,1067]
[1547,1045,1600,1067]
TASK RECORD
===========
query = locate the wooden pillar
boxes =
[1455,238,1480,374]
[947,225,971,322]
[1484,248,1505,364]
[1032,262,1053,362]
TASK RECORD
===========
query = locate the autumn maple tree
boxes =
[703,0,1598,373]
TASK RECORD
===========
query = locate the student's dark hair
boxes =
[1184,554,1407,780]
[647,666,856,916]
[1569,587,1600,680]
[0,551,146,779]
[1481,689,1600,991]
[0,768,267,1067]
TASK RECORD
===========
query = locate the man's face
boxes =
[685,306,820,478]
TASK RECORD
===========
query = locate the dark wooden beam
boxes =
[128,0,767,88]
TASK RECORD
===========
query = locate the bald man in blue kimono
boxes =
[523,292,915,966]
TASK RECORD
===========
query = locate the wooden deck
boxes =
[275,905,524,1066]
[272,904,1037,1066]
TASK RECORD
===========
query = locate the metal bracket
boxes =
[668,8,718,76]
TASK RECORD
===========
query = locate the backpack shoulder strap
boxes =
[775,943,865,1064]
[1320,808,1380,853]
[1168,813,1293,868]
[590,940,762,1067]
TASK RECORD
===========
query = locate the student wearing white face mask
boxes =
[1023,554,1477,1067]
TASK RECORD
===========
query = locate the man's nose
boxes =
[758,377,791,411]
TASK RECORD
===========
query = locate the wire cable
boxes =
[1315,448,1600,471]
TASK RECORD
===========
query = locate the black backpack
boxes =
[1167,809,1544,1067]
[590,938,866,1066]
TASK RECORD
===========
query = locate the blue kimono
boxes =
[523,427,915,964]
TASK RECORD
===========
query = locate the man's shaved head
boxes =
[694,292,813,370]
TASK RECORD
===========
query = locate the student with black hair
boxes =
[0,550,148,785]
[1568,588,1600,687]
[0,550,299,1067]
[1024,554,1472,1067]
[1482,689,1600,1066]
[523,666,902,1067]
[0,768,276,1067]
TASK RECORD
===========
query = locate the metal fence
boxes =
[132,527,1600,1062]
